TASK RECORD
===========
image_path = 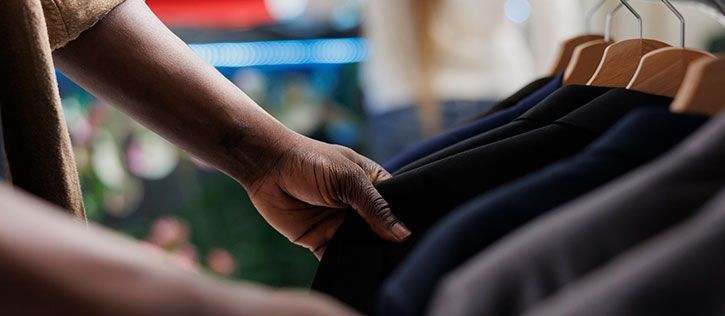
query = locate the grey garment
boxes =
[366,100,494,163]
[428,114,725,316]
[525,186,725,316]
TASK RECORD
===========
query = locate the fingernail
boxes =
[392,223,411,241]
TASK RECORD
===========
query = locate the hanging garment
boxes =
[362,74,556,162]
[395,85,612,174]
[313,88,673,314]
[378,108,708,316]
[383,73,563,173]
[427,113,725,316]
[367,100,495,163]
[464,76,555,121]
[524,186,725,316]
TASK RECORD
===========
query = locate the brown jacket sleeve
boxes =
[40,0,126,50]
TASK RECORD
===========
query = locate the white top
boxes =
[361,0,582,114]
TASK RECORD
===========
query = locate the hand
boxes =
[246,135,411,258]
[52,0,409,260]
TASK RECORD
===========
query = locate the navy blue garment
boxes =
[312,88,672,314]
[367,100,496,163]
[383,73,563,173]
[378,108,708,316]
[395,85,612,175]
[462,76,555,122]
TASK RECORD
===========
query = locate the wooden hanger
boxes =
[586,38,671,87]
[563,39,615,86]
[563,1,621,86]
[549,34,605,75]
[670,56,725,116]
[627,47,715,97]
[626,0,715,97]
[586,0,671,87]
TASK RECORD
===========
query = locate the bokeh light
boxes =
[505,0,532,23]
[264,0,309,21]
[189,38,368,68]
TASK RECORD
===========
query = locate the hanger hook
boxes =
[586,0,608,33]
[660,0,686,48]
[618,0,643,39]
[605,3,624,41]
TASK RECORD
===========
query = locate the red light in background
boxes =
[146,0,275,29]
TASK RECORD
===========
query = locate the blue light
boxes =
[189,38,368,68]
[504,0,531,24]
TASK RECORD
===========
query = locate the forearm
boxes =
[0,185,278,316]
[52,0,295,188]
[52,0,409,253]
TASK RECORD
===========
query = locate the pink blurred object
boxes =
[88,103,107,127]
[126,138,145,176]
[170,252,200,274]
[147,217,189,249]
[141,241,200,273]
[176,243,199,263]
[207,248,236,276]
[70,117,93,145]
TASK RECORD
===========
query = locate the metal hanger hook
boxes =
[618,0,643,39]
[660,0,686,48]
[586,0,608,33]
[605,3,624,41]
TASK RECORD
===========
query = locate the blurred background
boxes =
[49,0,724,287]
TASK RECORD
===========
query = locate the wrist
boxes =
[219,120,301,189]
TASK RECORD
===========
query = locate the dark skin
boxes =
[53,0,410,259]
[0,184,358,316]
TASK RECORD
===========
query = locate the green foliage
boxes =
[174,169,318,287]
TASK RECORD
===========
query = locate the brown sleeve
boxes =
[40,0,126,50]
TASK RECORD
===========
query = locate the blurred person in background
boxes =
[0,0,408,314]
[362,0,581,162]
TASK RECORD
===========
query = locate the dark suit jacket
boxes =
[379,108,707,316]
[465,76,554,121]
[314,89,674,314]
[384,74,563,173]
[395,85,612,174]
[428,113,725,316]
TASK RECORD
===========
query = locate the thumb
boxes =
[341,171,411,242]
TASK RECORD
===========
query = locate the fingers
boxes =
[335,145,410,242]
[292,210,345,256]
[313,244,327,260]
[357,155,393,183]
[339,147,392,183]
[341,172,411,243]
